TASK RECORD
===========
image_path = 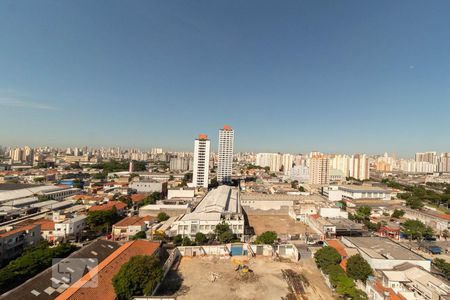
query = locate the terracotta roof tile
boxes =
[56,240,160,300]
[89,201,127,212]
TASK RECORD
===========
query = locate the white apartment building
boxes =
[331,154,350,177]
[349,154,369,180]
[192,134,211,188]
[282,153,294,175]
[217,125,234,183]
[309,156,330,185]
[53,215,87,239]
[290,165,310,182]
[255,153,282,172]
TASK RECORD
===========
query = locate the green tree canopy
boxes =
[391,209,405,219]
[87,209,121,232]
[144,192,162,205]
[173,235,183,246]
[314,246,341,270]
[346,254,373,283]
[112,255,163,300]
[356,206,372,220]
[157,212,170,222]
[131,231,147,240]
[195,232,207,245]
[256,231,278,244]
[214,221,234,243]
[402,219,434,240]
[0,243,77,294]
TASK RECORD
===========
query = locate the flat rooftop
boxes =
[344,236,424,260]
[241,193,325,203]
[339,185,391,193]
[193,186,240,214]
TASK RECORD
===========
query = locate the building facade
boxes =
[192,134,211,188]
[217,125,234,183]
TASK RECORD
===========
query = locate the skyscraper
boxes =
[309,155,330,185]
[217,125,234,183]
[349,154,369,180]
[193,134,211,188]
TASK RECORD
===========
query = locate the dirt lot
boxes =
[159,256,334,300]
[248,214,311,236]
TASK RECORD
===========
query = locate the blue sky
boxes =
[0,1,449,156]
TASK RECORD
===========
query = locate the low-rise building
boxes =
[129,180,167,195]
[169,186,245,238]
[324,185,392,201]
[341,236,431,271]
[88,201,127,215]
[55,240,161,300]
[167,188,195,200]
[403,208,450,235]
[0,223,41,264]
[112,216,155,240]
[379,263,450,299]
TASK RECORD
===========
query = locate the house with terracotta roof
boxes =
[130,193,148,207]
[0,223,41,264]
[88,201,127,214]
[112,216,155,240]
[55,240,161,300]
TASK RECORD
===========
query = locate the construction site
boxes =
[248,214,312,237]
[158,254,334,300]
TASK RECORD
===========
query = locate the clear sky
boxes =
[0,1,449,156]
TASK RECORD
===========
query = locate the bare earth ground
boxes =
[161,256,335,300]
[248,214,312,236]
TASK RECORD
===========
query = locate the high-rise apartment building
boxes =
[217,125,234,183]
[349,154,369,180]
[193,134,211,188]
[256,153,281,172]
[309,156,330,185]
[415,152,437,164]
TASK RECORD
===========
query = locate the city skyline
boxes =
[1,1,450,155]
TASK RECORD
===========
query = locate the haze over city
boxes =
[1,0,450,156]
[1,2,450,300]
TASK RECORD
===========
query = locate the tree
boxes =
[118,196,132,208]
[219,230,234,243]
[87,209,121,232]
[350,289,369,300]
[291,180,299,189]
[131,231,147,240]
[173,235,183,246]
[157,212,170,222]
[391,209,405,219]
[299,186,306,192]
[0,243,77,294]
[406,196,424,210]
[335,275,356,296]
[434,258,450,277]
[33,177,45,183]
[215,221,231,236]
[402,219,434,240]
[112,255,163,300]
[256,231,277,244]
[442,229,449,240]
[314,246,341,270]
[346,254,373,283]
[143,192,162,205]
[214,222,234,243]
[195,232,207,245]
[182,236,193,246]
[355,206,371,220]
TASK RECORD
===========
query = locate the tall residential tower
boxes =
[217,125,234,183]
[192,134,211,188]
